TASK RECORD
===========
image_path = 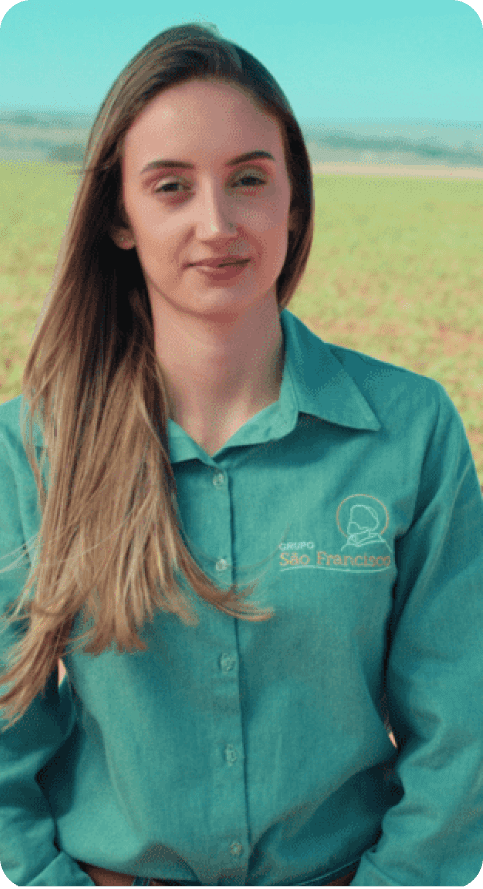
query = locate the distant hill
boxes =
[303,118,483,168]
[0,109,94,163]
[0,109,482,168]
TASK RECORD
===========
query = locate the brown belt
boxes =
[77,862,179,885]
[78,861,357,886]
[325,867,357,885]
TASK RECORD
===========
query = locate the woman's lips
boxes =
[190,258,250,269]
[190,259,250,280]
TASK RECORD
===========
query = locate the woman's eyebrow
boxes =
[140,150,275,175]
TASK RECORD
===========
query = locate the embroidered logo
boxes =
[279,494,393,573]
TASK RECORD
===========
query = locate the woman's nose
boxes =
[195,185,236,238]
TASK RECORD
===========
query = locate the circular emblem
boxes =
[336,494,389,540]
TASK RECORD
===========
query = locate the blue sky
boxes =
[0,0,482,124]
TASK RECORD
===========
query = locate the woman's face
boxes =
[113,78,293,322]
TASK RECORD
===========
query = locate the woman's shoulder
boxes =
[0,395,26,452]
[0,395,43,441]
[0,393,23,425]
[325,334,444,391]
[329,339,461,442]
[285,310,453,428]
[0,395,44,477]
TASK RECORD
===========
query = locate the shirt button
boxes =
[216,558,228,572]
[225,744,237,764]
[220,653,236,672]
[213,471,226,487]
[230,842,243,858]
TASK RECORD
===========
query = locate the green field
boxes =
[1,160,482,483]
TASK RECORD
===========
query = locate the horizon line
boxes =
[0,107,481,129]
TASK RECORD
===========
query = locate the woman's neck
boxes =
[152,296,284,455]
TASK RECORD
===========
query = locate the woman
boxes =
[0,23,482,888]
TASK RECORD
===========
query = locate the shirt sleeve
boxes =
[353,381,483,886]
[0,430,95,886]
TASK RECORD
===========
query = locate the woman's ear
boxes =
[111,226,135,250]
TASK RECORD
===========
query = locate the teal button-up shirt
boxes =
[0,310,482,886]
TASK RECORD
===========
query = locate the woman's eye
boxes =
[154,174,266,194]
[234,174,266,187]
[154,180,186,194]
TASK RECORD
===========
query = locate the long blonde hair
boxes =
[0,23,314,729]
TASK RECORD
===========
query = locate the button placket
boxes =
[195,464,247,880]
[213,471,229,571]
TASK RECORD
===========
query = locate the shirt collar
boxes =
[168,310,380,464]
[281,309,381,432]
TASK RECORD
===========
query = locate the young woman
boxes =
[0,23,482,888]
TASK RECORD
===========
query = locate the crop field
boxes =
[1,160,482,483]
